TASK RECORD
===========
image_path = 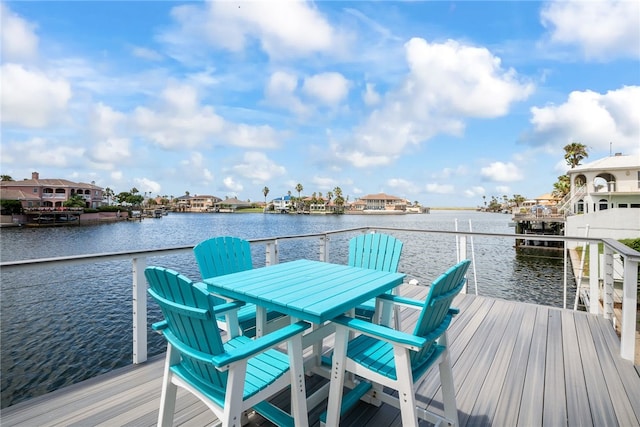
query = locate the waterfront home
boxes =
[214,197,252,212]
[271,195,293,212]
[352,193,407,211]
[0,172,103,209]
[564,153,640,245]
[174,194,222,212]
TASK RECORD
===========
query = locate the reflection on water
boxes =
[0,211,573,408]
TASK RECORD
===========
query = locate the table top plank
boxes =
[204,259,406,324]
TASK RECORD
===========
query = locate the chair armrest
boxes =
[212,300,246,315]
[212,321,311,367]
[151,320,168,331]
[377,293,423,309]
[332,315,426,351]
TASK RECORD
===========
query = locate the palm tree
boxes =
[295,183,303,212]
[103,187,114,205]
[333,186,344,213]
[564,142,588,168]
[1,175,14,181]
[262,186,269,212]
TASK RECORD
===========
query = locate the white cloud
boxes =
[134,178,162,195]
[265,71,309,116]
[130,46,163,61]
[88,138,131,166]
[1,3,39,62]
[426,183,455,194]
[529,86,640,152]
[3,137,83,167]
[302,72,350,106]
[480,161,523,182]
[133,82,278,149]
[232,151,286,183]
[90,103,126,138]
[541,0,640,60]
[311,176,339,191]
[387,178,419,195]
[342,37,533,167]
[495,185,511,194]
[179,152,214,183]
[464,186,486,197]
[163,1,342,62]
[223,176,244,193]
[363,83,381,106]
[1,64,72,128]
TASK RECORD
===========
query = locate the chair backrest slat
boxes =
[411,259,470,365]
[194,236,253,279]
[145,266,228,389]
[348,233,403,273]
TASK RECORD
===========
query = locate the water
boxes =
[0,211,570,408]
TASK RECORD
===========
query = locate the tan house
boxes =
[353,193,407,211]
[214,197,252,212]
[0,172,104,209]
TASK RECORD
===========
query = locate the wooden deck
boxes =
[3,287,639,427]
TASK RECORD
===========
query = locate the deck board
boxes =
[2,291,639,427]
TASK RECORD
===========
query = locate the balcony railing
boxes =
[1,227,637,364]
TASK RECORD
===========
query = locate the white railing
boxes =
[1,227,638,362]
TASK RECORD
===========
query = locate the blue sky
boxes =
[1,1,638,207]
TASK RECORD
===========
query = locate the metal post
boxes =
[620,256,638,362]
[132,256,147,364]
[603,246,614,320]
[589,243,599,314]
[265,241,278,266]
[319,235,329,262]
[458,236,467,294]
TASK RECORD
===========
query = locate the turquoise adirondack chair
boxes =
[145,266,310,427]
[193,236,283,337]
[323,259,471,427]
[348,233,403,326]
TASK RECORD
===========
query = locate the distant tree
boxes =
[510,194,526,207]
[262,186,269,211]
[103,187,114,205]
[1,175,14,181]
[552,175,571,198]
[185,191,190,197]
[564,142,588,168]
[333,186,344,213]
[295,183,303,211]
[64,195,87,208]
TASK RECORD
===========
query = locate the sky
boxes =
[1,1,639,207]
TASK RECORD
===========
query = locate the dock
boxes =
[3,287,639,426]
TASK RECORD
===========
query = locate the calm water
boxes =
[0,211,570,408]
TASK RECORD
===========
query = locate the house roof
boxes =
[0,178,101,189]
[217,197,250,206]
[0,188,41,201]
[359,193,404,201]
[567,154,640,174]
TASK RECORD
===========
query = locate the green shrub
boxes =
[619,238,640,252]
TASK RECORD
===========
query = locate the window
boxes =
[598,199,608,210]
[576,199,584,214]
[32,188,38,193]
[618,204,628,208]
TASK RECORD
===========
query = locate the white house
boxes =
[565,153,640,242]
[272,195,292,212]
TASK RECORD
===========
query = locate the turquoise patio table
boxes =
[204,258,406,410]
[203,259,406,326]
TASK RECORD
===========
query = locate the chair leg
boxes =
[394,346,419,427]
[325,326,350,427]
[439,348,459,426]
[288,335,309,427]
[221,361,247,426]
[158,345,179,427]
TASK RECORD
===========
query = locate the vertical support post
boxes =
[319,235,329,262]
[458,236,467,294]
[589,243,599,314]
[265,240,278,266]
[620,256,638,362]
[603,246,614,320]
[132,256,147,364]
[563,241,567,309]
